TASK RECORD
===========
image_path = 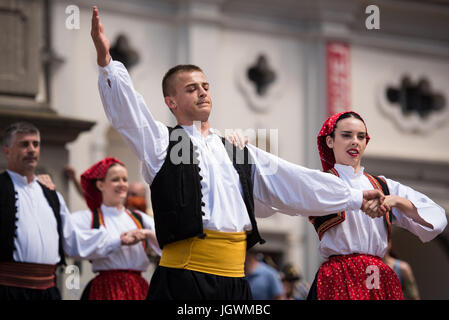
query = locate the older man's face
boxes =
[4,133,40,176]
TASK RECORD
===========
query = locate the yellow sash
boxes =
[159,229,247,278]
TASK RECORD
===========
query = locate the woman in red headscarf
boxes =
[66,157,161,300]
[307,111,447,300]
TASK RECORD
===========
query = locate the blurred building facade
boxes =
[1,0,448,299]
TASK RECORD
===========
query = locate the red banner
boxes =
[327,43,351,116]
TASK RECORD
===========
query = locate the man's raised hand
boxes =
[91,6,111,67]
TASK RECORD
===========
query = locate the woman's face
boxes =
[96,164,128,207]
[326,117,367,171]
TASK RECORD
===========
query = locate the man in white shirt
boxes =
[0,122,68,300]
[90,6,386,300]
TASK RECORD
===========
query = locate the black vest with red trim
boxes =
[91,207,147,250]
[0,171,66,265]
[149,126,265,250]
[308,168,393,240]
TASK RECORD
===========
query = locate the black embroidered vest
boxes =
[150,126,265,249]
[0,171,66,265]
[308,168,393,240]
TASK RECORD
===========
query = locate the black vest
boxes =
[0,171,66,265]
[150,126,265,249]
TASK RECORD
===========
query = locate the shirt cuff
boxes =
[107,237,122,253]
[347,188,363,211]
[98,58,114,77]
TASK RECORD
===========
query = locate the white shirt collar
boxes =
[100,203,126,216]
[334,164,365,179]
[180,124,217,139]
[6,169,37,186]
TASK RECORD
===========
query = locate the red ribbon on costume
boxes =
[317,111,370,172]
[80,157,125,212]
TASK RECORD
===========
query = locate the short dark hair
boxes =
[329,112,365,138]
[162,64,203,97]
[2,121,40,147]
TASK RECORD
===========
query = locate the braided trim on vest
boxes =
[308,168,346,240]
[125,209,147,250]
[363,173,392,241]
[91,208,105,229]
[308,169,392,241]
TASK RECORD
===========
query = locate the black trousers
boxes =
[0,285,61,300]
[146,266,253,300]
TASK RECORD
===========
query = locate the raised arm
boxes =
[91,6,111,67]
[90,7,168,184]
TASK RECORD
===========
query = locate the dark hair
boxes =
[162,64,203,97]
[2,121,40,147]
[329,112,365,138]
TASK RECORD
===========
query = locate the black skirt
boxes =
[146,266,253,300]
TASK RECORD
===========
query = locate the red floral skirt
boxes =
[316,254,403,300]
[88,270,149,300]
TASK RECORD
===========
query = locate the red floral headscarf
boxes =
[317,111,370,172]
[80,157,125,212]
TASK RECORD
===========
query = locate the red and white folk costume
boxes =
[308,111,447,300]
[65,157,160,300]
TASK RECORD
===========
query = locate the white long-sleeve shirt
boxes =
[318,164,447,259]
[8,170,69,265]
[7,170,160,271]
[97,60,364,233]
[64,204,161,272]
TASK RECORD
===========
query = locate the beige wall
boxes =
[351,45,449,162]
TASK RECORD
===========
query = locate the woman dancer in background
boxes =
[66,157,160,300]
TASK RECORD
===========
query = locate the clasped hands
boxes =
[361,190,394,218]
[120,229,153,246]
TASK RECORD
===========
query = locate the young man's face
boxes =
[4,133,41,176]
[166,71,212,124]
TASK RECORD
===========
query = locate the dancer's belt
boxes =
[160,229,247,278]
[0,261,57,290]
